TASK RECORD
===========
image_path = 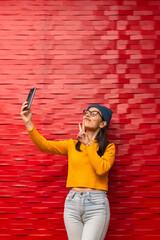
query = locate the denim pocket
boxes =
[90,195,108,206]
[65,192,76,205]
[64,195,72,209]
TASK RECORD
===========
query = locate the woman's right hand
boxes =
[20,101,33,130]
[77,121,90,146]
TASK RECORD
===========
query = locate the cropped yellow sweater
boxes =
[27,125,116,191]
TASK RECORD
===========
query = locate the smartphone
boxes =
[23,88,36,111]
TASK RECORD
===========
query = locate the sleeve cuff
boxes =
[26,124,35,133]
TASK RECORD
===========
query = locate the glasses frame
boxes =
[83,109,104,120]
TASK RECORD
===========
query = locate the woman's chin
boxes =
[85,125,95,131]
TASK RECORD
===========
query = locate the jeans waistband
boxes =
[68,190,107,199]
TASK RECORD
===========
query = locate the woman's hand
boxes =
[77,121,90,146]
[77,120,100,146]
[77,121,89,146]
[20,101,33,130]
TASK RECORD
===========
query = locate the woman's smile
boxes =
[84,117,91,122]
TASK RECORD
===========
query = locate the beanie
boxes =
[87,104,113,128]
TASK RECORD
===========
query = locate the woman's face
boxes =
[83,107,107,131]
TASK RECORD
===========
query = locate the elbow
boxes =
[39,149,46,153]
[40,148,49,153]
[95,169,108,176]
[35,145,47,153]
[95,165,111,176]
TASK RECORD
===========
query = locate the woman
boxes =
[20,102,115,240]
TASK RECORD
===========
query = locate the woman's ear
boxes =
[100,121,107,129]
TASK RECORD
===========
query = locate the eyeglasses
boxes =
[83,109,103,118]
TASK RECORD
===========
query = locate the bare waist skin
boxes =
[71,187,106,192]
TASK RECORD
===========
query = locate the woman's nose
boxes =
[86,111,90,117]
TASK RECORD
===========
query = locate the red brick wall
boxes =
[0,0,160,239]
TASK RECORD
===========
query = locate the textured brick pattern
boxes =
[0,0,160,239]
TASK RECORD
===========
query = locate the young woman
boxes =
[20,102,115,240]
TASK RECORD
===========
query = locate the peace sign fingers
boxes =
[79,123,82,132]
[82,119,85,132]
[78,121,89,146]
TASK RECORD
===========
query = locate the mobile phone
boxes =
[23,88,36,111]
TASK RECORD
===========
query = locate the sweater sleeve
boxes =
[86,142,115,175]
[27,125,69,155]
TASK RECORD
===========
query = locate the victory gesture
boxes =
[77,120,90,146]
[77,120,98,146]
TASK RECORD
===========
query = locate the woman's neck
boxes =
[86,128,100,142]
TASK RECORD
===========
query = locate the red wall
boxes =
[0,0,160,239]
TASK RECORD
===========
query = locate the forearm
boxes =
[27,125,52,152]
[86,143,115,175]
[27,125,69,155]
[25,121,34,131]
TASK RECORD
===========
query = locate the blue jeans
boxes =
[64,190,110,240]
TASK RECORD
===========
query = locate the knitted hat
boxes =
[87,104,113,128]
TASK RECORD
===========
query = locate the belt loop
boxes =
[87,192,91,201]
[71,192,76,199]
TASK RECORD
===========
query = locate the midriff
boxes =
[71,187,104,192]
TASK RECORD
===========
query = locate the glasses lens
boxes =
[83,109,87,115]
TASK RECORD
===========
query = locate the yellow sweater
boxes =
[27,125,116,191]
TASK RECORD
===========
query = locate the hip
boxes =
[65,189,110,213]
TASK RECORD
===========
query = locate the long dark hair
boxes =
[75,125,109,157]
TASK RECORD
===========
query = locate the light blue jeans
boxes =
[64,190,110,240]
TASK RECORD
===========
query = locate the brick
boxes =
[0,0,160,240]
